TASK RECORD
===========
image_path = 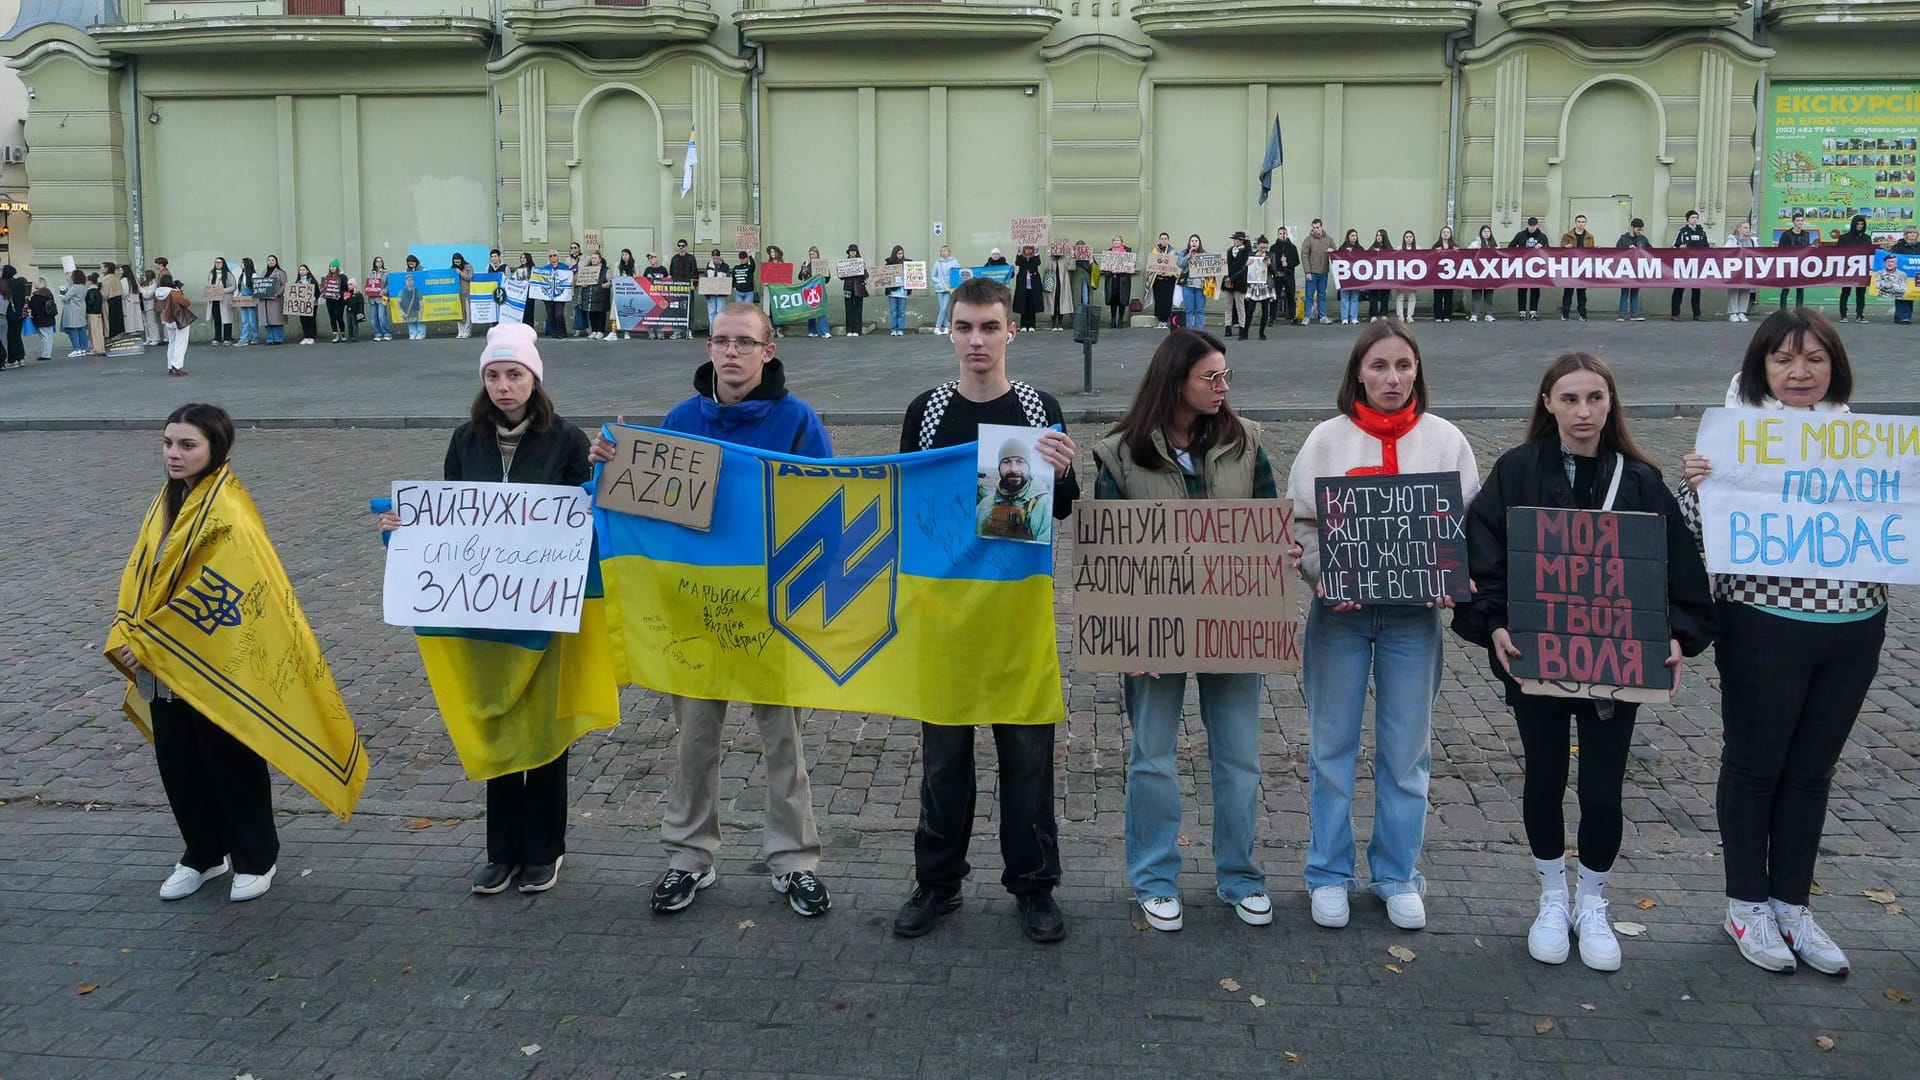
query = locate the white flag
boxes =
[680,124,698,199]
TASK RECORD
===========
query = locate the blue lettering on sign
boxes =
[1726,511,1908,568]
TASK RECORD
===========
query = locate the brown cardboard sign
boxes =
[1047,238,1073,257]
[734,225,761,254]
[284,282,317,317]
[697,276,733,296]
[1098,250,1137,274]
[596,428,720,531]
[583,228,603,254]
[834,257,867,279]
[1147,252,1179,276]
[1072,499,1300,674]
[867,263,904,290]
[202,284,228,302]
[1011,217,1049,248]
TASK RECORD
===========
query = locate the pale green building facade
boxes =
[5,1,1917,319]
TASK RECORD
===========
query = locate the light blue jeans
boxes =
[889,294,907,332]
[1124,672,1267,904]
[1617,289,1642,317]
[237,306,259,344]
[808,314,830,336]
[705,296,725,329]
[369,301,392,338]
[407,320,425,340]
[1340,290,1361,322]
[935,291,952,329]
[733,290,755,304]
[1302,603,1443,898]
[1180,286,1206,327]
[1305,272,1328,320]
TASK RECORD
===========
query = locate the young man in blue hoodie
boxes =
[590,302,834,918]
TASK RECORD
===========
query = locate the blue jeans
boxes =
[1305,272,1328,320]
[808,314,830,336]
[369,302,391,338]
[407,321,425,340]
[1618,289,1642,317]
[1302,603,1443,898]
[572,302,588,334]
[237,306,259,344]
[65,326,88,351]
[733,290,755,305]
[1180,286,1206,327]
[1896,298,1913,323]
[265,323,284,344]
[1124,672,1267,904]
[705,296,725,329]
[1340,290,1361,322]
[889,294,907,331]
[935,291,951,328]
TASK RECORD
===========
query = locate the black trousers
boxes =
[1151,277,1176,323]
[1514,697,1637,871]
[5,315,18,364]
[1558,288,1587,317]
[1366,290,1389,318]
[915,722,1060,896]
[544,300,568,338]
[1779,288,1805,309]
[844,295,865,333]
[152,696,279,875]
[1670,288,1701,318]
[1433,289,1454,320]
[1715,603,1883,905]
[1519,288,1541,314]
[486,749,569,867]
[586,308,607,334]
[208,302,232,342]
[299,314,317,340]
[325,298,346,335]
[1837,288,1867,318]
[1275,277,1296,323]
[107,300,126,338]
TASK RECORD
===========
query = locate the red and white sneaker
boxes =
[1772,900,1849,976]
[1726,901,1796,973]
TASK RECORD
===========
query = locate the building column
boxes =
[1321,85,1343,234]
[276,95,297,259]
[340,95,361,274]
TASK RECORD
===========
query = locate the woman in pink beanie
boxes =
[379,319,593,894]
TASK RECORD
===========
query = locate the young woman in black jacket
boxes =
[1456,352,1715,973]
[1834,214,1876,323]
[376,322,592,894]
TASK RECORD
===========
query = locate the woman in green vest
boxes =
[1091,328,1279,934]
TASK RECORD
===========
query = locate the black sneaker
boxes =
[518,855,563,894]
[649,867,715,913]
[1016,891,1067,943]
[892,886,962,938]
[772,870,832,917]
[472,863,516,895]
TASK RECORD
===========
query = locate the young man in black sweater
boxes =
[894,275,1079,944]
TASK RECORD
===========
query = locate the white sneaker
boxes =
[159,858,229,900]
[1527,891,1571,964]
[1318,317,1331,325]
[300,338,314,345]
[847,332,859,337]
[1468,314,1479,322]
[1571,895,1622,972]
[1772,901,1849,975]
[1386,892,1427,930]
[1727,901,1796,973]
[1140,895,1183,932]
[230,865,276,902]
[67,349,86,358]
[1310,885,1350,928]
[1232,893,1273,927]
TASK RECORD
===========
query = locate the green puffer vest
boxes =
[1090,419,1266,500]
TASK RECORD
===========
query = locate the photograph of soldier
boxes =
[976,426,1054,543]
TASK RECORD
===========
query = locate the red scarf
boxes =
[1346,401,1420,476]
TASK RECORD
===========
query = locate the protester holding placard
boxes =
[840,244,868,336]
[59,269,89,356]
[1835,214,1875,323]
[1176,235,1207,329]
[885,245,911,336]
[1557,215,1596,322]
[931,245,960,334]
[397,255,427,342]
[110,403,369,900]
[1510,217,1551,320]
[1669,210,1711,321]
[1272,227,1301,328]
[1457,353,1714,972]
[292,264,319,345]
[1091,329,1279,933]
[1012,244,1045,333]
[1335,230,1365,325]
[1286,321,1478,932]
[321,261,348,344]
[1222,231,1252,337]
[1468,225,1499,322]
[1103,235,1134,329]
[1044,246,1076,332]
[1723,221,1760,323]
[451,252,475,340]
[589,301,836,918]
[1146,233,1177,328]
[895,274,1079,945]
[375,322,601,895]
[577,252,610,340]
[206,258,235,346]
[1247,237,1276,339]
[365,257,391,342]
[1614,219,1652,321]
[258,255,287,345]
[730,249,758,305]
[800,246,833,337]
[1677,309,1885,976]
[1430,226,1460,322]
[1300,220,1333,324]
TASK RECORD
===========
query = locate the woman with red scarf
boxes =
[1285,321,1478,934]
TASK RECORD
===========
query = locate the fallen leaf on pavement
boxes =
[737,919,755,930]
[521,1044,541,1056]
[670,1074,688,1079]
[1249,995,1267,1008]
[1219,978,1241,992]
[1385,964,1404,975]
[1283,1051,1300,1064]
[1580,1003,1595,1011]
[401,966,413,975]
[1308,969,1318,984]
[299,869,312,877]
[1889,904,1905,916]
[1864,887,1897,905]
[1634,899,1656,910]
[442,818,459,826]
[1886,986,1913,1004]
[1613,921,1647,937]
[1534,1018,1555,1035]
[75,982,98,995]
[1809,883,1827,896]
[404,818,433,831]
[266,974,279,982]
[1815,1035,1835,1051]
[1388,945,1416,963]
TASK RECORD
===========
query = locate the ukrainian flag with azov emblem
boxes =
[594,428,1064,726]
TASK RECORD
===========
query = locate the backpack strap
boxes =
[1011,380,1049,428]
[917,380,959,451]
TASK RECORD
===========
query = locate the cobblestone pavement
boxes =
[2,420,1917,1077]
[2,316,1916,429]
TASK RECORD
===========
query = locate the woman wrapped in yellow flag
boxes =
[106,404,367,903]
[374,322,617,896]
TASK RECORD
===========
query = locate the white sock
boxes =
[1575,863,1608,904]
[1533,856,1567,897]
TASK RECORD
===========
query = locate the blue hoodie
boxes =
[662,358,832,457]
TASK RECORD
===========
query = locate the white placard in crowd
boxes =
[383,481,595,632]
[1695,407,1920,585]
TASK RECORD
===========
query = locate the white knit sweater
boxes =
[1285,412,1481,582]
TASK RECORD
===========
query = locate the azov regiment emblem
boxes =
[764,461,900,683]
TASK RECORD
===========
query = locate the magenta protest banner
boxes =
[1328,247,1875,291]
